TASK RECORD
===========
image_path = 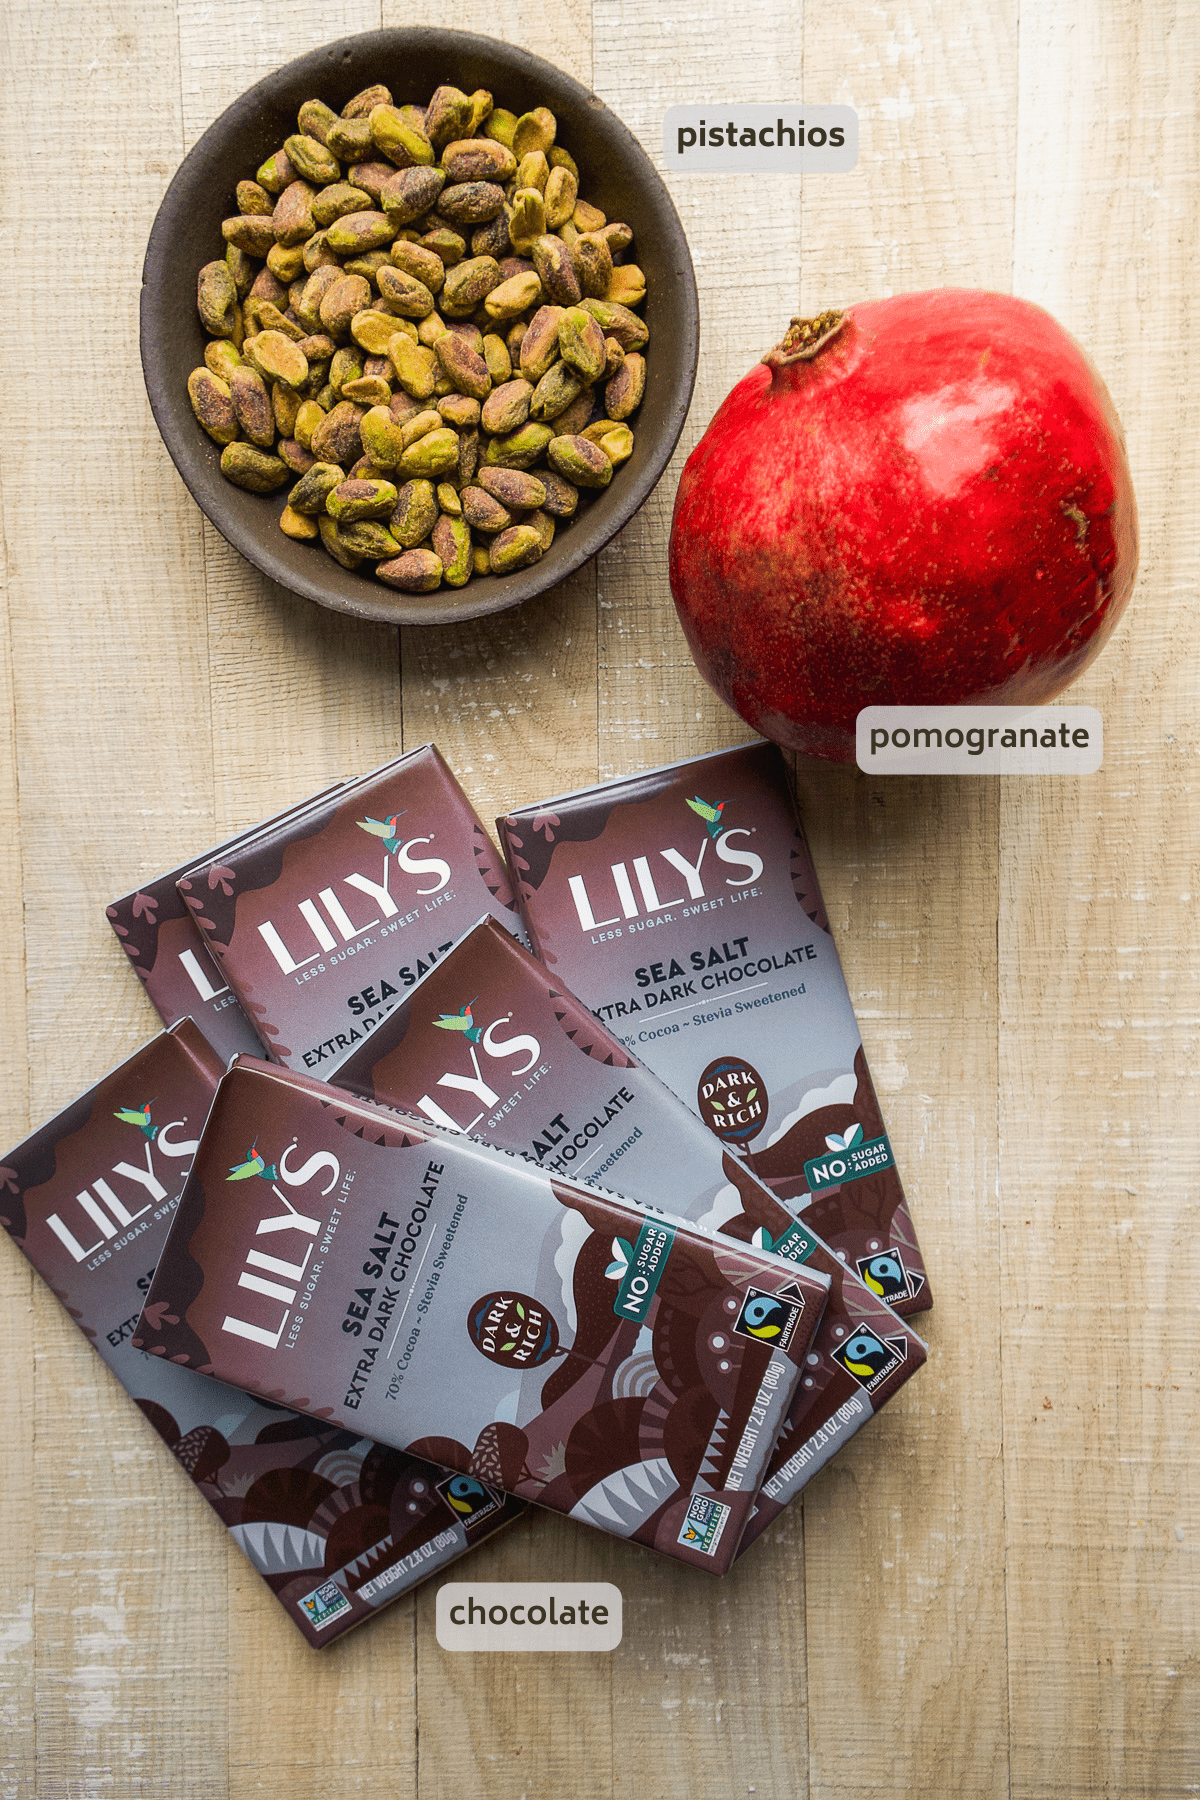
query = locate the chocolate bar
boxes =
[180,747,522,1077]
[334,918,926,1538]
[0,1021,520,1646]
[107,788,348,1063]
[498,741,931,1316]
[134,1057,831,1572]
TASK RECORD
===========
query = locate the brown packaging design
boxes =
[134,1057,831,1573]
[179,746,522,1077]
[335,918,926,1540]
[0,1021,520,1647]
[106,787,348,1064]
[498,740,932,1316]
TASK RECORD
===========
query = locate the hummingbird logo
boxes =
[226,1139,279,1183]
[685,796,727,838]
[357,811,408,855]
[113,1099,158,1142]
[432,999,483,1043]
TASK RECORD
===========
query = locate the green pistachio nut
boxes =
[518,305,565,382]
[441,255,502,317]
[482,421,553,470]
[442,138,517,184]
[317,515,363,568]
[489,523,544,573]
[197,261,238,337]
[477,466,547,511]
[256,148,296,194]
[432,513,473,586]
[288,462,344,514]
[369,104,434,169]
[389,479,439,547]
[480,377,533,436]
[187,368,239,444]
[376,546,443,591]
[537,470,579,517]
[309,400,365,465]
[220,442,289,492]
[283,133,341,185]
[557,306,606,383]
[398,426,460,479]
[228,366,276,446]
[484,270,543,322]
[512,108,557,159]
[547,433,613,487]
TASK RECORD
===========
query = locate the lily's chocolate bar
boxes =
[179,747,523,1077]
[107,788,347,1063]
[135,1057,831,1572]
[0,1021,520,1647]
[498,741,932,1316]
[334,918,926,1540]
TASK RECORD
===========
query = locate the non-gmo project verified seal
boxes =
[677,1494,733,1557]
[297,1580,352,1632]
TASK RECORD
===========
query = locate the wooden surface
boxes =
[0,0,1196,1794]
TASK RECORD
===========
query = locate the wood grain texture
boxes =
[794,5,1015,1795]
[1,0,1197,1794]
[1002,3,1200,1795]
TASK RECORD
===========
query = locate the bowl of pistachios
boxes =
[141,28,699,626]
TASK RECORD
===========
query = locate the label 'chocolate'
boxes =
[135,1058,831,1573]
[179,747,523,1077]
[498,741,931,1316]
[335,918,926,1540]
[0,1022,520,1647]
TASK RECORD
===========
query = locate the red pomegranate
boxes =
[668,290,1138,762]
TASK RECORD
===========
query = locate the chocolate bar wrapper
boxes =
[335,918,926,1543]
[106,787,348,1063]
[497,740,931,1317]
[179,746,522,1078]
[135,1057,830,1573]
[0,1021,520,1648]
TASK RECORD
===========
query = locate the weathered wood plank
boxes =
[1003,3,1200,1794]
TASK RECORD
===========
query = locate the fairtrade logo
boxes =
[831,1325,907,1393]
[732,1284,805,1352]
[435,1472,503,1529]
[225,1139,280,1183]
[433,999,483,1043]
[697,1056,768,1149]
[357,810,408,854]
[467,1291,561,1368]
[685,795,728,838]
[856,1248,910,1304]
[113,1099,159,1142]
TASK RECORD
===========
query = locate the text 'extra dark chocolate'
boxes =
[135,1058,831,1573]
[0,1022,520,1647]
[335,918,926,1542]
[179,747,522,1077]
[498,741,931,1317]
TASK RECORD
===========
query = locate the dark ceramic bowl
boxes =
[141,29,699,626]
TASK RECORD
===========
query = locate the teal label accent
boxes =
[753,1221,818,1263]
[804,1128,894,1192]
[606,1218,676,1322]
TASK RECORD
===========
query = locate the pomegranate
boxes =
[668,289,1138,762]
